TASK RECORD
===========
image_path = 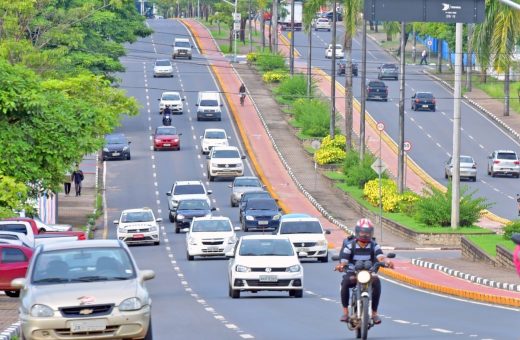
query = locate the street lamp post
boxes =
[330,0,337,138]
[289,0,295,75]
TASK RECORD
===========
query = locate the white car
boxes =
[274,214,330,262]
[314,18,331,31]
[185,216,240,260]
[200,128,230,154]
[206,146,245,181]
[114,208,161,245]
[325,44,344,59]
[33,218,72,232]
[158,91,184,114]
[165,180,212,222]
[228,235,304,298]
[153,59,174,77]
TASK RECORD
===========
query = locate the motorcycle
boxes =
[332,253,395,340]
[162,114,172,126]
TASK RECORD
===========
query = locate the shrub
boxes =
[314,147,346,165]
[414,183,492,227]
[256,52,286,72]
[503,220,520,240]
[274,74,308,103]
[398,190,420,216]
[363,179,401,212]
[321,134,346,150]
[293,98,330,137]
[262,70,289,83]
[246,52,258,63]
[343,151,382,188]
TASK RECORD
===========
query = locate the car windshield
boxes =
[178,199,209,210]
[234,178,261,187]
[205,131,226,139]
[175,41,191,48]
[155,60,171,67]
[416,93,434,99]
[121,211,154,223]
[246,199,278,210]
[497,152,517,160]
[200,99,218,106]
[212,150,240,158]
[460,156,474,163]
[0,224,28,235]
[173,184,205,195]
[105,135,126,144]
[280,221,323,234]
[242,192,270,202]
[239,239,293,256]
[156,127,177,135]
[32,247,136,284]
[192,220,231,232]
[162,94,180,101]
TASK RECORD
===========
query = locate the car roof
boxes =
[178,194,210,201]
[280,213,312,220]
[199,91,220,98]
[234,176,259,181]
[242,191,270,197]
[156,126,177,131]
[174,180,204,186]
[204,128,226,133]
[40,239,123,252]
[494,150,517,154]
[192,216,230,222]
[161,91,181,96]
[416,91,433,95]
[175,38,190,42]
[155,59,171,63]
[240,235,290,241]
[121,208,153,214]
[247,197,276,204]
[212,146,239,151]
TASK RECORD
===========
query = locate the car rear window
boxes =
[156,127,177,135]
[382,64,397,69]
[0,224,28,235]
[280,221,323,234]
[155,60,171,66]
[234,178,261,187]
[497,152,517,160]
[178,199,209,210]
[205,131,226,139]
[368,81,385,87]
[246,199,278,210]
[460,156,474,163]
[242,192,271,201]
[1,247,27,263]
[105,135,126,144]
[200,99,218,106]
[417,93,434,99]
[174,184,205,195]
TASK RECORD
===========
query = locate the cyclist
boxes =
[239,83,246,105]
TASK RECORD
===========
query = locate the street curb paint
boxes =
[0,321,21,340]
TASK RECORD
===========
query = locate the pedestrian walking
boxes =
[71,168,84,196]
[63,170,72,196]
[517,194,520,216]
[420,49,428,65]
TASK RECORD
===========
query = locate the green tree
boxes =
[0,176,33,218]
[303,0,325,97]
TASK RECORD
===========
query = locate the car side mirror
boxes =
[233,226,241,231]
[128,141,131,144]
[220,104,223,107]
[156,218,163,223]
[113,220,119,225]
[225,251,235,258]
[182,98,185,101]
[195,104,199,106]
[228,184,233,188]
[324,229,331,235]
[207,190,213,195]
[166,192,172,196]
[331,255,340,261]
[139,270,155,281]
[241,156,246,159]
[178,133,183,136]
[278,208,282,212]
[191,45,194,48]
[206,155,211,160]
[200,136,203,139]
[157,98,161,101]
[211,207,217,211]
[11,278,26,289]
[181,228,189,233]
[228,136,231,139]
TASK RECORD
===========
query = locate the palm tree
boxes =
[303,0,326,97]
[342,0,362,150]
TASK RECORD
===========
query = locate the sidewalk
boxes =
[184,19,520,307]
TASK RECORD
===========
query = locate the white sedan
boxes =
[314,18,331,31]
[185,216,240,260]
[200,128,230,154]
[325,44,344,59]
[227,235,304,298]
[114,208,161,245]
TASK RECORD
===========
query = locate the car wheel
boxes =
[153,146,157,151]
[5,290,20,298]
[209,175,215,182]
[189,56,192,60]
[319,254,329,263]
[487,167,491,175]
[229,284,240,299]
[242,220,248,232]
[153,75,156,78]
[143,318,153,340]
[445,171,448,179]
[432,107,436,112]
[154,241,160,246]
[173,55,176,59]
[127,153,131,160]
[384,98,388,102]
[472,176,477,182]
[292,290,303,298]
[169,211,175,223]
[314,28,317,31]
[175,225,180,234]
[176,146,180,151]
[516,173,520,178]
[197,117,201,121]
[491,170,496,177]
[231,200,237,207]
[187,252,194,261]
[412,105,416,111]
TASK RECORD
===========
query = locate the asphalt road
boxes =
[101,19,519,339]
[286,27,520,220]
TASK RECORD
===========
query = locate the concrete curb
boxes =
[0,322,20,340]
[411,258,520,293]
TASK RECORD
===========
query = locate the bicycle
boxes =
[239,92,246,106]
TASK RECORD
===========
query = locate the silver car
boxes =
[12,240,155,340]
[444,155,477,182]
[153,59,173,78]
[229,176,265,207]
[487,150,520,178]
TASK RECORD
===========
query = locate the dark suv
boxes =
[411,92,436,112]
[337,59,358,77]
[103,133,131,161]
[377,63,399,80]
[366,81,388,101]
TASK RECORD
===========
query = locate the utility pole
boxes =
[272,0,278,53]
[306,27,312,98]
[249,0,253,53]
[451,23,463,229]
[359,20,367,161]
[397,21,406,193]
[197,0,200,18]
[289,0,295,75]
[466,24,473,91]
[330,0,337,138]
[233,0,238,63]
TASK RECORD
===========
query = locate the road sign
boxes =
[371,158,387,175]
[403,141,412,152]
[427,40,433,46]
[363,0,485,24]
[233,22,241,31]
[376,122,385,131]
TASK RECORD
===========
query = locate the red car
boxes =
[0,243,33,297]
[153,126,182,151]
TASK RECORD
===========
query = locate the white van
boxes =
[196,91,222,121]
[172,38,192,59]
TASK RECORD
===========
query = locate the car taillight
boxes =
[514,160,520,165]
[493,160,500,164]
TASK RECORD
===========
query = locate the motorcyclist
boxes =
[163,104,172,116]
[335,218,394,325]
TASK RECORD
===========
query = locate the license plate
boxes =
[298,247,310,252]
[259,275,278,282]
[207,246,219,252]
[258,221,269,225]
[70,319,106,333]
[422,105,429,108]
[133,234,144,239]
[206,113,213,116]
[164,143,171,146]
[112,152,120,156]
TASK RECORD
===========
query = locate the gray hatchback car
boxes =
[377,63,398,80]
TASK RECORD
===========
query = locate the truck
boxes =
[278,0,303,31]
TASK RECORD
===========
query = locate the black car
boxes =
[241,198,282,231]
[337,60,358,77]
[377,63,399,80]
[103,133,131,161]
[173,198,215,233]
[411,92,436,111]
[366,81,388,101]
[322,11,342,22]
[239,191,272,222]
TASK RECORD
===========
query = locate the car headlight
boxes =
[273,214,281,220]
[150,226,158,232]
[119,297,142,311]
[118,227,126,233]
[245,215,254,221]
[31,304,54,317]
[211,162,219,167]
[172,200,179,206]
[123,146,129,151]
[228,236,237,244]
[286,265,301,272]
[103,147,109,152]
[235,265,250,272]
[317,239,328,246]
[188,237,198,245]
[177,214,185,220]
[357,270,371,284]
